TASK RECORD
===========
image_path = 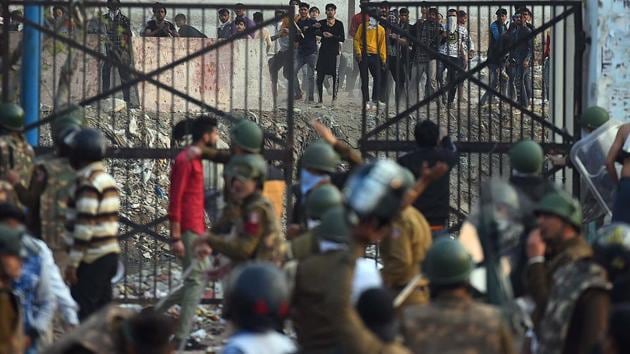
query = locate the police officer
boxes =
[221,262,296,353]
[193,117,264,162]
[593,223,630,304]
[379,168,432,308]
[508,139,558,297]
[196,154,284,265]
[0,102,34,186]
[401,237,516,354]
[509,139,557,203]
[526,191,610,354]
[292,160,411,354]
[289,140,341,232]
[287,183,343,261]
[8,106,83,269]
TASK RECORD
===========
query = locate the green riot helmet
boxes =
[509,139,544,175]
[534,190,582,231]
[301,141,340,174]
[424,237,474,286]
[305,184,343,221]
[51,105,85,145]
[344,159,406,225]
[230,119,263,153]
[477,178,524,254]
[581,106,609,131]
[0,102,25,132]
[226,154,268,185]
[313,206,353,244]
[223,262,290,332]
[0,224,26,258]
[593,223,630,281]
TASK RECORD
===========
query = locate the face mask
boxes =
[306,219,321,230]
[300,169,329,196]
[447,16,457,32]
[368,17,378,28]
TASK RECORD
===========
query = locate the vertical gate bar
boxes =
[229,36,234,113]
[22,0,42,145]
[244,9,249,112]
[561,5,567,185]
[258,8,263,119]
[1,1,9,101]
[572,4,583,197]
[285,5,296,225]
[540,5,546,143]
[360,3,367,155]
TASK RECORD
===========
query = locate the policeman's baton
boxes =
[393,274,426,308]
[154,260,198,310]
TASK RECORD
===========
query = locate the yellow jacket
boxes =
[353,22,387,65]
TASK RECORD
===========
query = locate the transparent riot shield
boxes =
[570,120,623,217]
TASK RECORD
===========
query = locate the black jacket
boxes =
[397,137,457,226]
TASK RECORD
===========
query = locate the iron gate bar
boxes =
[119,216,169,242]
[32,147,291,160]
[359,4,578,142]
[118,216,168,240]
[1,1,10,101]
[7,1,289,10]
[361,141,571,154]
[16,13,288,147]
[378,1,581,6]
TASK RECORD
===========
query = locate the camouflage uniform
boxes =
[14,155,75,268]
[537,260,610,354]
[401,296,515,354]
[287,230,318,261]
[379,206,432,307]
[43,305,133,354]
[206,192,285,265]
[0,180,16,204]
[0,133,34,185]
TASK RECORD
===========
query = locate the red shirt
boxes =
[169,148,205,235]
[350,13,370,38]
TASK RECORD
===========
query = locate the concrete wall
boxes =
[7,32,273,112]
[585,0,630,121]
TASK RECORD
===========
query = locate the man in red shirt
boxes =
[157,116,218,350]
[346,0,370,94]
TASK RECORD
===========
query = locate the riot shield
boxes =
[570,120,623,216]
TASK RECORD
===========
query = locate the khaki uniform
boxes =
[43,305,133,354]
[401,295,516,354]
[0,288,24,354]
[292,245,402,354]
[14,155,76,268]
[0,133,34,185]
[380,206,432,307]
[287,231,318,261]
[206,192,285,265]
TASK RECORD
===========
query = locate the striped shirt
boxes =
[66,161,120,267]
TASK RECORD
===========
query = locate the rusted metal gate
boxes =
[357,1,584,231]
[1,1,298,303]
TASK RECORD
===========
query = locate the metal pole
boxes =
[21,1,41,146]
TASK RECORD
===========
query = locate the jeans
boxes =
[480,63,508,105]
[612,177,630,224]
[346,55,361,92]
[386,56,407,108]
[508,61,529,106]
[268,50,299,105]
[409,60,437,104]
[445,56,464,103]
[296,52,317,101]
[155,231,211,340]
[359,55,385,103]
[102,48,133,103]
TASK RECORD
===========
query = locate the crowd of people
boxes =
[0,96,629,354]
[2,0,551,111]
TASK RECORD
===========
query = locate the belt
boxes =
[430,225,445,232]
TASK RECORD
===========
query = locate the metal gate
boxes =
[357,1,584,231]
[1,1,298,304]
